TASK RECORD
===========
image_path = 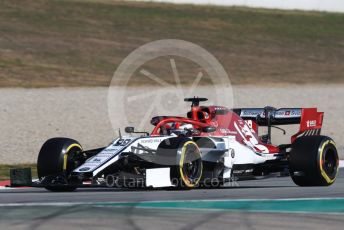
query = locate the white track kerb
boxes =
[107,39,233,133]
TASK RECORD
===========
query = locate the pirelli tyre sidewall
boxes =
[37,138,83,192]
[289,135,339,186]
[156,138,203,188]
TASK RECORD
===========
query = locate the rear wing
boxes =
[233,108,303,126]
[233,108,324,143]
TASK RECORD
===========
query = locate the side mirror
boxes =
[202,126,216,133]
[125,127,135,133]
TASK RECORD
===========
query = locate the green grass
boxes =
[0,164,37,181]
[0,0,344,86]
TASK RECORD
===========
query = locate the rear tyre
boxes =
[156,138,203,189]
[37,138,83,192]
[289,135,339,186]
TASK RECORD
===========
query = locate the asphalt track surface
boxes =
[1,169,344,230]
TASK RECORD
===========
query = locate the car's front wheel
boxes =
[37,137,83,192]
[156,138,203,189]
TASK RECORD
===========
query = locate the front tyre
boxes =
[37,138,83,192]
[156,138,203,189]
[289,136,339,186]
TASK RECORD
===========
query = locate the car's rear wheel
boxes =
[289,135,339,186]
[37,138,83,192]
[156,138,203,188]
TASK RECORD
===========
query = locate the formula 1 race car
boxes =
[34,97,339,191]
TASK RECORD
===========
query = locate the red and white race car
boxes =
[34,97,339,191]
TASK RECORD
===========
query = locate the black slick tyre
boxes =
[289,135,339,186]
[37,138,83,192]
[156,137,203,189]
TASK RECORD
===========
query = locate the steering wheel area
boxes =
[158,121,197,136]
